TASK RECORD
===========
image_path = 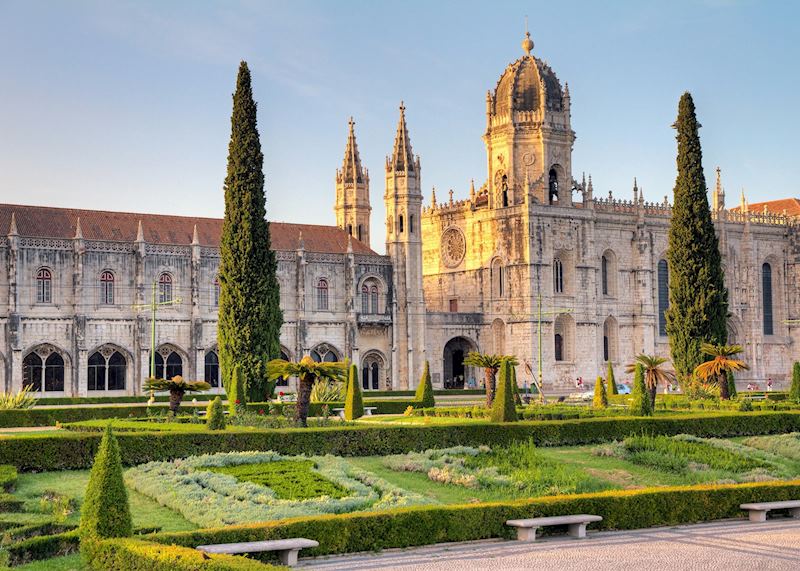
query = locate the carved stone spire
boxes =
[712,166,725,211]
[136,220,145,242]
[389,102,415,173]
[633,177,639,203]
[191,224,200,245]
[340,117,365,184]
[74,217,83,240]
[8,212,18,236]
[431,187,437,207]
[740,188,748,214]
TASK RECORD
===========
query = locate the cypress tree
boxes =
[490,359,518,423]
[593,376,608,409]
[726,370,737,400]
[206,396,226,430]
[414,361,435,408]
[79,425,132,559]
[629,363,652,416]
[344,364,364,420]
[790,362,800,402]
[607,362,618,395]
[665,92,728,380]
[227,364,246,415]
[218,61,283,403]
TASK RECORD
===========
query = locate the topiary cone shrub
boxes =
[629,363,652,416]
[79,425,132,562]
[206,397,226,430]
[227,364,246,415]
[490,359,517,423]
[726,370,737,400]
[790,362,800,403]
[511,364,523,406]
[415,361,435,408]
[607,362,618,395]
[344,364,364,420]
[593,376,608,409]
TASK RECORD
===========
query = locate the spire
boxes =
[712,166,725,211]
[740,188,748,213]
[633,177,639,203]
[522,17,534,55]
[341,117,365,184]
[8,212,18,236]
[431,187,437,207]
[136,220,145,242]
[191,224,200,245]
[389,102,415,173]
[297,230,305,251]
[74,217,83,240]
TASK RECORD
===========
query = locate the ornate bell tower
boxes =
[385,103,426,388]
[483,31,576,206]
[335,118,371,244]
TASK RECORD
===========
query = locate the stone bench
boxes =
[740,500,800,522]
[332,406,377,418]
[197,538,319,566]
[506,514,603,541]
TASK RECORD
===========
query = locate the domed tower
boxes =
[483,30,575,207]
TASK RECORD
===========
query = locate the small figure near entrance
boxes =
[767,378,773,391]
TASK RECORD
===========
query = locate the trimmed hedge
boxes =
[0,464,17,491]
[0,493,24,512]
[0,405,207,428]
[4,411,800,472]
[148,480,800,559]
[36,395,223,406]
[3,529,80,566]
[245,399,415,416]
[87,538,283,570]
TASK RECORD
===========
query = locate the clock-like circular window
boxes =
[441,227,466,268]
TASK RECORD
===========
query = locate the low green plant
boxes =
[790,362,800,403]
[310,379,346,403]
[629,363,652,416]
[0,465,17,492]
[206,397,226,430]
[38,490,78,523]
[743,433,800,461]
[738,398,753,412]
[0,385,38,410]
[208,460,349,500]
[414,361,435,408]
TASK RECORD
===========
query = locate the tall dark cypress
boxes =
[665,92,728,379]
[218,62,282,400]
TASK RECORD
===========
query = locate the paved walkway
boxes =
[301,518,800,570]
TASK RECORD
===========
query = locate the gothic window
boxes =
[276,350,290,386]
[361,354,384,390]
[361,284,369,314]
[554,334,564,362]
[399,215,404,234]
[657,260,669,336]
[213,277,220,307]
[553,258,564,294]
[88,350,126,391]
[554,314,574,362]
[491,259,504,298]
[23,350,64,392]
[371,285,378,313]
[316,279,329,310]
[763,262,774,335]
[36,268,52,304]
[153,350,183,380]
[204,351,219,388]
[603,317,618,362]
[100,271,115,305]
[158,273,173,303]
[603,335,609,362]
[310,346,338,362]
[601,256,609,295]
[548,168,559,204]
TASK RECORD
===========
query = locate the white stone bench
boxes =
[506,514,603,541]
[198,538,318,566]
[740,500,800,522]
[333,407,377,418]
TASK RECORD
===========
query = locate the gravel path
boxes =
[300,518,800,570]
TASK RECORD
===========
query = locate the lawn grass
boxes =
[208,460,349,500]
[13,553,85,570]
[356,415,487,425]
[12,469,195,532]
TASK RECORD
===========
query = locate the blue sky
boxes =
[1,0,798,252]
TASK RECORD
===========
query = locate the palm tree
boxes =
[463,352,518,407]
[693,343,748,400]
[625,354,676,409]
[266,356,347,426]
[142,376,211,415]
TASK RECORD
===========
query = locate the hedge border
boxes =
[3,411,800,472]
[0,405,207,428]
[148,480,800,559]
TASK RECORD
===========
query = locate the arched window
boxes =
[360,278,381,314]
[153,350,183,380]
[213,277,220,307]
[657,260,669,336]
[316,279,329,310]
[371,285,378,313]
[601,256,609,295]
[501,175,509,207]
[347,224,353,236]
[554,333,564,362]
[409,215,414,234]
[100,271,115,305]
[204,351,219,388]
[357,224,363,241]
[362,354,383,390]
[548,168,559,204]
[763,262,774,335]
[491,259,504,298]
[310,346,338,363]
[553,258,564,294]
[158,273,173,303]
[88,350,126,391]
[399,215,404,234]
[361,284,369,313]
[23,350,65,392]
[276,350,290,386]
[603,317,618,362]
[36,268,52,304]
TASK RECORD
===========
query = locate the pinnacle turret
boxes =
[388,102,415,173]
[339,117,366,184]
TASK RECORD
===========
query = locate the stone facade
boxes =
[2,32,798,396]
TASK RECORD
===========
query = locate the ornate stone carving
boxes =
[441,227,466,268]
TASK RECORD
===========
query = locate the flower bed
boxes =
[125,451,433,528]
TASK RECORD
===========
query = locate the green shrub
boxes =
[511,365,522,406]
[0,385,38,410]
[415,361,435,408]
[629,363,652,416]
[727,370,737,399]
[622,435,771,473]
[208,460,348,500]
[310,379,345,403]
[607,362,618,395]
[148,480,800,559]
[79,425,133,558]
[593,377,608,409]
[228,364,246,414]
[206,397,226,431]
[739,399,753,412]
[0,464,17,492]
[0,492,24,512]
[791,362,800,403]
[0,404,211,428]
[6,412,800,472]
[87,537,281,570]
[490,360,517,423]
[344,364,364,421]
[3,529,79,566]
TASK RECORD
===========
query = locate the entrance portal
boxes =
[443,337,476,389]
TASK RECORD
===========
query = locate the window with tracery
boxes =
[100,271,114,305]
[36,268,52,304]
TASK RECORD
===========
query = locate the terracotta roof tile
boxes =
[730,198,800,216]
[0,203,377,255]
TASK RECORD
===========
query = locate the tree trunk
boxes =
[169,389,184,415]
[484,368,496,407]
[647,381,657,411]
[719,372,730,400]
[295,374,314,427]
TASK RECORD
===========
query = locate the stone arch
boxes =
[491,318,506,354]
[553,249,572,295]
[727,315,743,345]
[602,316,618,363]
[361,350,386,391]
[22,343,72,394]
[442,336,478,389]
[600,249,617,296]
[554,314,575,362]
[548,164,565,204]
[87,343,131,392]
[309,343,341,363]
[358,273,387,314]
[152,343,188,380]
[761,255,784,336]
